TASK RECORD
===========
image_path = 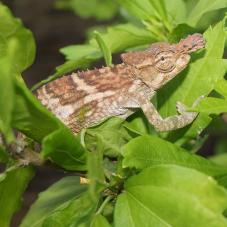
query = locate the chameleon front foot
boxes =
[176,95,205,114]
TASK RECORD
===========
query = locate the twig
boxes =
[96,195,113,215]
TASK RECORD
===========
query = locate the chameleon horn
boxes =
[177,33,206,54]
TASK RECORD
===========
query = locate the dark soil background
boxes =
[1,1,227,226]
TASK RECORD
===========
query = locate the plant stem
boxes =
[96,195,113,215]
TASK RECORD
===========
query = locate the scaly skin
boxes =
[35,34,205,133]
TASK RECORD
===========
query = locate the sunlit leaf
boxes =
[94,31,112,66]
[122,135,227,176]
[186,0,227,27]
[215,79,227,98]
[91,214,111,227]
[192,97,227,115]
[164,0,187,23]
[0,3,35,72]
[115,165,227,227]
[0,39,16,142]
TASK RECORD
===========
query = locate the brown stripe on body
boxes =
[35,63,137,133]
[65,85,136,133]
[44,75,88,105]
[77,64,134,92]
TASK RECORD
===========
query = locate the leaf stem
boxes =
[96,195,113,215]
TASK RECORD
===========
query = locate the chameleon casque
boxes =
[35,34,205,134]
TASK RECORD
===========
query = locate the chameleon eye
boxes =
[155,51,175,72]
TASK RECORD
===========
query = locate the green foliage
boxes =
[193,97,227,114]
[41,192,98,226]
[91,214,111,227]
[41,128,86,171]
[85,117,133,157]
[0,39,16,142]
[94,31,112,66]
[192,79,227,115]
[0,1,227,227]
[122,135,227,176]
[185,0,227,27]
[0,3,35,72]
[87,144,106,200]
[55,0,119,20]
[0,145,9,163]
[0,166,34,227]
[114,165,227,227]
[20,177,87,227]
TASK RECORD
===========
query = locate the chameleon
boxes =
[35,33,205,134]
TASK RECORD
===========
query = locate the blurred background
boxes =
[1,0,227,226]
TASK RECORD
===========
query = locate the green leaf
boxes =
[41,128,86,171]
[196,9,227,31]
[85,117,132,157]
[60,44,100,61]
[122,135,227,176]
[210,153,227,167]
[0,39,16,142]
[42,192,98,227]
[91,214,111,227]
[117,0,156,21]
[215,79,227,98]
[148,0,170,27]
[186,0,227,27]
[61,23,156,61]
[214,138,227,155]
[0,166,34,227]
[164,0,187,23]
[12,79,60,142]
[118,0,172,36]
[0,145,9,163]
[114,165,227,227]
[87,144,106,200]
[118,0,171,30]
[94,31,112,66]
[192,97,227,115]
[124,111,153,136]
[216,174,227,189]
[95,23,156,53]
[0,3,35,72]
[167,23,196,43]
[55,0,118,21]
[20,176,87,227]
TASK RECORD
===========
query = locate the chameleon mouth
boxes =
[176,33,206,54]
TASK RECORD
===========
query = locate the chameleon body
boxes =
[35,34,205,133]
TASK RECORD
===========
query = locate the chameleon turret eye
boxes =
[155,51,175,72]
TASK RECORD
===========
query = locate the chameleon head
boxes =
[121,33,205,89]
